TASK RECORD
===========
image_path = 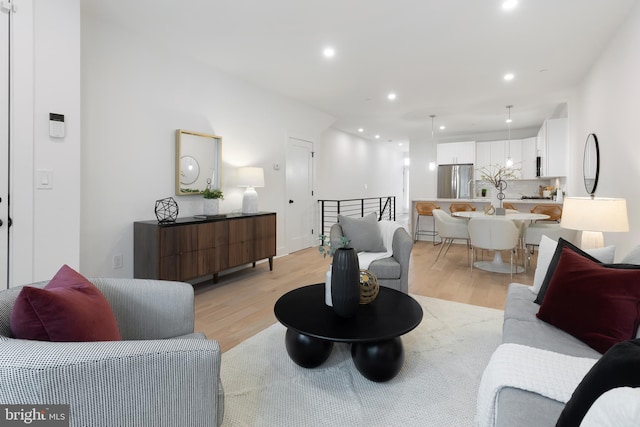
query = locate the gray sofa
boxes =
[330,223,413,294]
[0,278,224,427]
[496,283,601,426]
[494,244,640,426]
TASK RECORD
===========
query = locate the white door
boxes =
[286,138,314,253]
[0,5,11,289]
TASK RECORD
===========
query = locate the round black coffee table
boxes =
[274,283,423,382]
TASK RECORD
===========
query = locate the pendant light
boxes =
[428,115,436,171]
[505,105,514,168]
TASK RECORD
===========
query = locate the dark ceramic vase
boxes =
[331,247,360,318]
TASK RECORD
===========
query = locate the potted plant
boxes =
[203,188,224,216]
[318,235,350,258]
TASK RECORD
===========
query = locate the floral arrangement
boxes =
[477,163,520,189]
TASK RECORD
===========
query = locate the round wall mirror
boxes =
[583,133,600,196]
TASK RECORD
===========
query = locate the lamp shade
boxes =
[237,167,264,188]
[560,197,629,232]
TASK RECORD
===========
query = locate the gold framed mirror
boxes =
[176,129,222,195]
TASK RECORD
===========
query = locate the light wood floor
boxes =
[194,241,537,353]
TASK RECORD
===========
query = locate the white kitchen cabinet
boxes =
[536,118,568,177]
[489,140,505,167]
[437,141,475,165]
[506,139,522,177]
[475,142,491,180]
[546,118,568,176]
[476,139,522,178]
[520,137,537,179]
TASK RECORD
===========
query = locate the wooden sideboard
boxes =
[134,212,276,283]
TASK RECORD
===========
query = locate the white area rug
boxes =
[220,295,503,427]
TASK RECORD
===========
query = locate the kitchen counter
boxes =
[478,198,564,205]
[412,198,563,205]
[410,198,564,241]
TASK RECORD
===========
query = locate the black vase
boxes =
[331,248,360,318]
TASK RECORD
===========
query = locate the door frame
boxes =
[0,4,10,288]
[1,1,35,288]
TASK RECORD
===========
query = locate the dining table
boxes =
[452,210,550,273]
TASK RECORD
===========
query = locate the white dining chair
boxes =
[524,223,578,268]
[468,217,521,278]
[432,209,471,263]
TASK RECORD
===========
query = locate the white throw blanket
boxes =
[357,220,402,269]
[475,343,597,427]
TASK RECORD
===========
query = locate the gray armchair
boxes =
[330,223,413,294]
[0,278,223,427]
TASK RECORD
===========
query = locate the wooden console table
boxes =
[134,212,276,283]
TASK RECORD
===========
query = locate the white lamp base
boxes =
[579,231,604,250]
[242,187,259,214]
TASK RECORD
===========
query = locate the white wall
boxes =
[568,1,640,258]
[81,15,335,277]
[315,128,404,202]
[11,0,81,285]
[19,1,640,281]
[33,0,81,280]
[408,134,438,200]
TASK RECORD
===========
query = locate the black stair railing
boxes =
[317,196,396,242]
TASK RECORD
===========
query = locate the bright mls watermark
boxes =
[0,405,69,426]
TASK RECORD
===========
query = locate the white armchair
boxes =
[0,278,223,427]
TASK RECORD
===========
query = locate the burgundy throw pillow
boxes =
[10,264,122,342]
[537,248,640,354]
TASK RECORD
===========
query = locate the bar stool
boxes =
[449,203,476,214]
[530,204,562,222]
[414,202,441,245]
[503,202,517,211]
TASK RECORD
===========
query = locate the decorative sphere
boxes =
[359,269,379,304]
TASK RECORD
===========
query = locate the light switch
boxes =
[37,170,53,189]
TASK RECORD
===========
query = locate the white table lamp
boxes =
[238,167,265,214]
[560,197,629,249]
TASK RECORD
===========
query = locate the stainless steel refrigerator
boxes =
[437,164,474,199]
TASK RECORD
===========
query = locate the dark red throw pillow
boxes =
[10,265,122,342]
[537,248,640,354]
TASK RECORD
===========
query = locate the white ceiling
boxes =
[82,0,637,146]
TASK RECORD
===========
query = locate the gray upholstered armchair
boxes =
[0,278,223,427]
[330,222,413,293]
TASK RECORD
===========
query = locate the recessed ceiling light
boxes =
[358,128,364,133]
[439,125,446,130]
[323,47,335,58]
[502,0,518,11]
[375,135,380,139]
[506,118,513,123]
[387,92,397,101]
[504,73,515,81]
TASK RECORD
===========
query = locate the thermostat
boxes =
[49,113,65,138]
